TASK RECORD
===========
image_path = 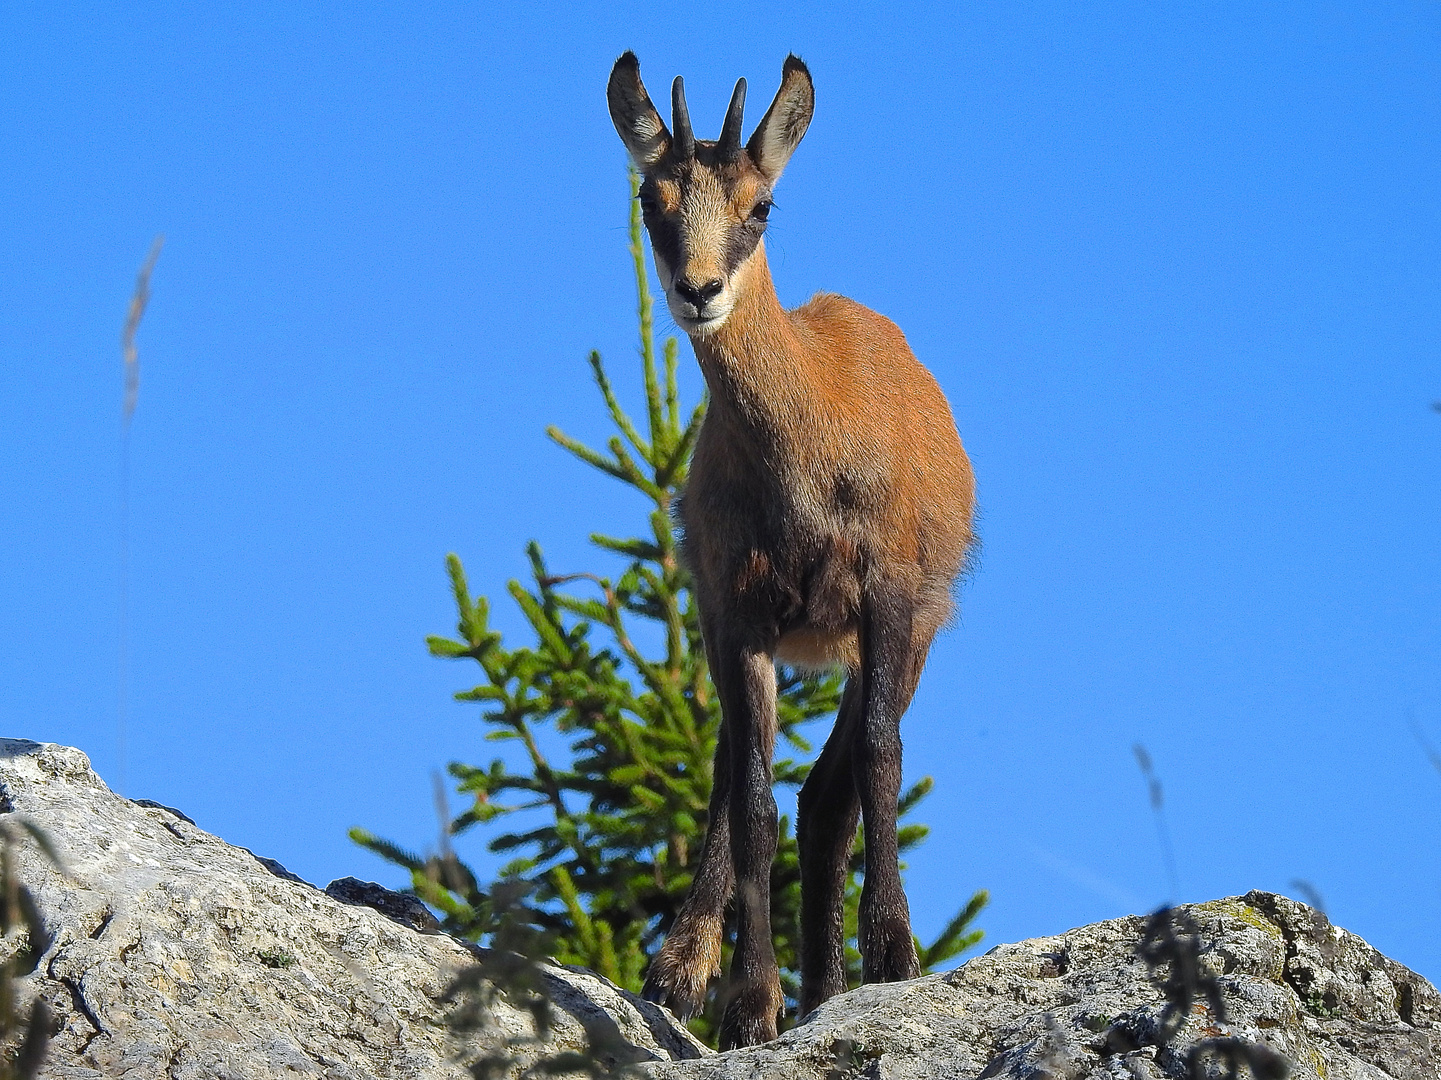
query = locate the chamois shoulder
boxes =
[789,291,934,390]
[792,291,905,352]
[791,291,896,331]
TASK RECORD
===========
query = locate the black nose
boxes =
[674,278,724,310]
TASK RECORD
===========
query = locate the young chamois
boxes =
[607,52,975,1049]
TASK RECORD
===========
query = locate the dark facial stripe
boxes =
[641,201,683,274]
[723,217,766,277]
[640,169,765,283]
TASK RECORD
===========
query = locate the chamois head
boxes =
[607,52,814,335]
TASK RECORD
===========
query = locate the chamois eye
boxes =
[751,200,772,222]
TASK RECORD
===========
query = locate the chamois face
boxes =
[637,153,771,334]
[608,53,814,336]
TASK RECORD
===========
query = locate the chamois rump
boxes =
[607,52,975,1049]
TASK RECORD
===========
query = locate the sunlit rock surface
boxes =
[0,739,704,1079]
[3,738,1436,1079]
[648,895,1440,1080]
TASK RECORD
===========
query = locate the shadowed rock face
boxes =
[0,739,706,1079]
[2,738,1436,1080]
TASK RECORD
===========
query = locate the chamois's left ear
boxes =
[746,54,814,184]
[608,51,671,171]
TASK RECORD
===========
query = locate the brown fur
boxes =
[684,256,974,669]
[609,52,974,1049]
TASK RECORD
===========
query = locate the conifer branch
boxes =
[587,351,650,460]
[627,169,668,463]
[664,336,680,432]
[545,425,632,485]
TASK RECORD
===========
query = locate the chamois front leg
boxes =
[642,725,733,1020]
[796,678,861,1016]
[854,587,923,985]
[714,644,783,1050]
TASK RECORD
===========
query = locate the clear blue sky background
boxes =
[4,2,1439,984]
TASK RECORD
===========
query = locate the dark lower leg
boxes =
[854,734,916,983]
[797,680,861,1015]
[718,650,782,1050]
[643,727,734,1019]
[854,591,923,984]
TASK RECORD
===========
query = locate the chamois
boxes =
[607,52,976,1049]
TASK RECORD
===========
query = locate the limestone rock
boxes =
[0,739,707,1079]
[647,893,1440,1080]
[4,738,1436,1080]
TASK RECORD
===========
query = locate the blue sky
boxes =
[3,2,1439,983]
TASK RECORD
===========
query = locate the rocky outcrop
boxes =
[0,740,705,1079]
[1,738,1436,1079]
[648,897,1440,1080]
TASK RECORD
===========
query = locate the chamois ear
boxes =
[608,51,671,171]
[746,54,814,184]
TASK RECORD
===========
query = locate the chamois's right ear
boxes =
[746,54,814,184]
[608,52,670,171]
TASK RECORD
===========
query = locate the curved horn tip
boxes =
[718,77,747,157]
[730,76,748,115]
[670,75,696,158]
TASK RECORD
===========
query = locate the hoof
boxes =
[861,925,920,985]
[642,921,723,1022]
[641,968,710,1023]
[718,978,784,1050]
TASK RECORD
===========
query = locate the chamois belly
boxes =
[682,477,865,670]
[773,526,864,673]
[684,425,902,672]
[775,624,860,672]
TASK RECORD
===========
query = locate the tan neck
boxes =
[688,244,815,434]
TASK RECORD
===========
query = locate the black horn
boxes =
[718,77,747,160]
[671,76,696,160]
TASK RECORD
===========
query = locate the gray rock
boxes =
[646,894,1440,1080]
[325,878,443,935]
[5,738,1435,1080]
[0,739,707,1079]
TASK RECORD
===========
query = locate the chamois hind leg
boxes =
[796,677,862,1016]
[713,643,783,1050]
[642,724,734,1020]
[854,585,933,985]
